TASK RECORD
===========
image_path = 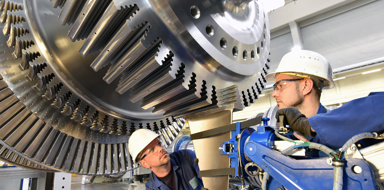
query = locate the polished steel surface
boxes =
[0,0,270,177]
[188,110,233,190]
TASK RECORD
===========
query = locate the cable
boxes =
[340,132,377,152]
[276,131,381,190]
[333,161,344,190]
[245,176,262,189]
[274,130,296,143]
[280,142,309,155]
[237,127,248,189]
[308,143,335,158]
[293,131,310,142]
[262,172,270,190]
[333,132,380,190]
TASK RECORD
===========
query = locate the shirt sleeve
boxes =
[309,92,384,149]
[184,149,201,177]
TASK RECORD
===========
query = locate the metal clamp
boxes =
[332,159,345,167]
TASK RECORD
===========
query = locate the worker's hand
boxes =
[276,107,316,137]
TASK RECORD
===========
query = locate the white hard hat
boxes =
[266,50,335,89]
[128,129,159,163]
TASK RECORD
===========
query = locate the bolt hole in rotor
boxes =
[206,25,214,36]
[220,38,227,49]
[190,5,200,19]
[232,46,238,57]
[251,50,255,60]
[243,50,247,60]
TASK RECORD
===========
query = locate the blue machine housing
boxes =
[221,118,376,190]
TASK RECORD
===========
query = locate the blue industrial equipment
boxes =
[170,135,195,153]
[221,118,377,190]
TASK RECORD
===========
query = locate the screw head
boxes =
[352,165,362,174]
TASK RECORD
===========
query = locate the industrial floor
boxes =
[72,183,131,190]
[71,175,134,190]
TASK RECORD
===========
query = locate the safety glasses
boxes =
[273,78,305,91]
[140,140,164,161]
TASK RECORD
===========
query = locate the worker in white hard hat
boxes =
[244,50,336,188]
[266,50,335,119]
[258,50,384,189]
[128,129,203,190]
[264,51,384,150]
[254,49,334,143]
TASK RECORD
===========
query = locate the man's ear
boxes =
[303,79,313,95]
[140,160,150,169]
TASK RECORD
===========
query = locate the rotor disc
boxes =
[0,0,270,175]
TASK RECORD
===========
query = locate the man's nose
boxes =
[272,89,278,98]
[155,144,165,152]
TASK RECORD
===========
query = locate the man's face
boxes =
[139,138,170,169]
[272,74,305,109]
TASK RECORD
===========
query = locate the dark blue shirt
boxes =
[307,103,328,142]
[310,92,384,149]
[145,149,204,190]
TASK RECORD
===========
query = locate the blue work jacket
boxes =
[145,149,204,190]
[310,92,384,149]
[308,103,328,142]
[285,103,327,142]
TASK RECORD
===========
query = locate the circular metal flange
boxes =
[0,0,271,174]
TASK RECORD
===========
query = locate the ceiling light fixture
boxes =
[362,69,382,75]
[333,77,346,81]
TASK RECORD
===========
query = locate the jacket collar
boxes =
[151,156,180,189]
